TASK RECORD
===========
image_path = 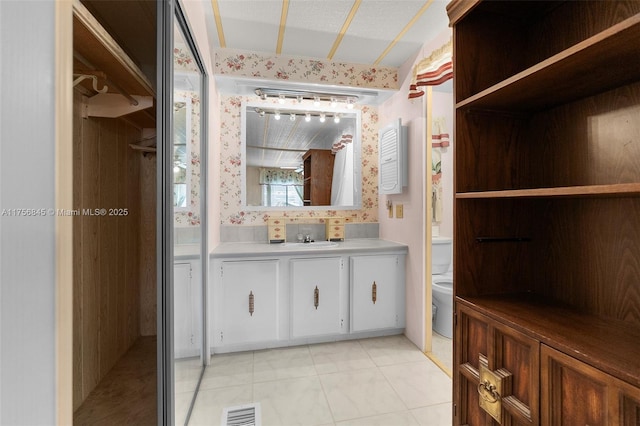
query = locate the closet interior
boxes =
[71,1,157,423]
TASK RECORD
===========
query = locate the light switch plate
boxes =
[396,204,403,218]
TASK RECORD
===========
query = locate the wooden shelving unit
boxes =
[302,149,335,206]
[448,1,640,423]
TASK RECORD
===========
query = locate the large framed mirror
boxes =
[241,101,362,210]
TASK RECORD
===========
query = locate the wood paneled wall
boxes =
[139,154,157,336]
[72,91,148,409]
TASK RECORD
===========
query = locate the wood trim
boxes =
[210,0,226,48]
[276,0,289,55]
[424,88,433,352]
[445,0,481,26]
[55,1,74,424]
[327,0,361,60]
[374,0,434,66]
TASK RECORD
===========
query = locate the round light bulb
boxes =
[305,112,311,122]
[319,113,326,123]
[278,94,286,104]
[313,96,320,106]
[274,111,281,120]
[289,113,296,121]
[334,114,340,123]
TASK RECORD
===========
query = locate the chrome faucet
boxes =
[303,234,312,243]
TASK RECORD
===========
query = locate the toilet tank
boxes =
[432,236,452,274]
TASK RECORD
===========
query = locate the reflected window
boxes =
[173,99,190,209]
[258,167,303,207]
[262,184,303,207]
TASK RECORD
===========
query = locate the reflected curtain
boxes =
[331,139,354,206]
[432,116,450,222]
[259,168,303,200]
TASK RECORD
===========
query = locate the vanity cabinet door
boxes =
[216,259,279,347]
[290,257,343,338]
[350,255,405,332]
[175,262,196,358]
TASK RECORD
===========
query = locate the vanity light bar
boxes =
[253,107,343,122]
[255,88,358,105]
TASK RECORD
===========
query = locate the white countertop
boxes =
[211,239,408,258]
[174,244,202,260]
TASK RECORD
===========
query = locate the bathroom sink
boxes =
[279,241,339,249]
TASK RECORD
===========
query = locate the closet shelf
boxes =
[73,0,155,122]
[456,183,640,199]
[456,13,640,112]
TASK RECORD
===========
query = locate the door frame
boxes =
[55,0,74,424]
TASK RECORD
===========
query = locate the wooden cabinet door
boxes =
[456,303,539,425]
[217,259,279,346]
[350,255,404,332]
[541,344,640,426]
[290,257,343,338]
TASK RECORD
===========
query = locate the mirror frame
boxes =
[240,100,362,211]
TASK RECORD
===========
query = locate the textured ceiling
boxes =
[246,108,357,168]
[205,0,450,67]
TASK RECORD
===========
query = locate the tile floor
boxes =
[185,335,452,426]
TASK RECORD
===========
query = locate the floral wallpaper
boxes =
[215,48,398,90]
[174,46,202,227]
[219,95,379,225]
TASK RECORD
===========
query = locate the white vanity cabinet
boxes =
[350,254,405,332]
[213,259,280,349]
[210,240,408,353]
[174,260,202,358]
[290,257,345,338]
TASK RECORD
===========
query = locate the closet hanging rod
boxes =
[73,51,139,106]
[73,73,108,93]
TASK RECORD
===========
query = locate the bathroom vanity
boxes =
[210,239,407,353]
[174,245,203,359]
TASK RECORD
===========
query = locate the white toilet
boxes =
[432,236,453,338]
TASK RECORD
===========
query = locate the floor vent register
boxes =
[221,403,261,426]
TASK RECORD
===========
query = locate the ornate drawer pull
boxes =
[314,286,319,309]
[249,291,254,316]
[372,281,377,304]
[477,380,500,404]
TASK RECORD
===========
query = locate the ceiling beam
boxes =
[327,0,362,61]
[211,0,226,47]
[374,0,434,66]
[276,0,290,54]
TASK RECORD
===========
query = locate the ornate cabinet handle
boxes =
[314,286,319,309]
[249,291,254,316]
[477,380,500,403]
[477,360,509,423]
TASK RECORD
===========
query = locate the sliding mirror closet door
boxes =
[172,6,207,425]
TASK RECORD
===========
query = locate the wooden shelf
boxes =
[458,294,640,388]
[456,14,640,111]
[73,1,154,97]
[456,183,640,199]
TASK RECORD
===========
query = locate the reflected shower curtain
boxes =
[331,142,354,206]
